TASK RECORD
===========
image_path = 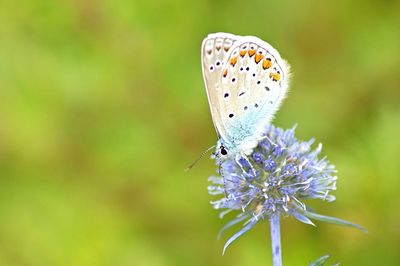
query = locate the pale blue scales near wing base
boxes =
[201,32,290,159]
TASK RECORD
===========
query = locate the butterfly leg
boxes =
[217,157,229,197]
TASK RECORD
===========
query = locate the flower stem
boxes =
[269,212,282,266]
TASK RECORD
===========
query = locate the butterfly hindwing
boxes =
[201,33,290,155]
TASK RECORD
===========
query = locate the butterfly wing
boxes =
[201,33,244,142]
[201,33,290,154]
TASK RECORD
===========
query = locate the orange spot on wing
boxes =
[223,69,228,77]
[248,49,256,57]
[239,50,247,57]
[262,59,272,69]
[230,56,238,67]
[255,54,264,64]
[270,72,281,81]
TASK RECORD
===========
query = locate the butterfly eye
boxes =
[220,146,228,156]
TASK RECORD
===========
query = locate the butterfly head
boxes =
[220,145,228,156]
[217,132,262,158]
[216,139,239,161]
[215,139,230,161]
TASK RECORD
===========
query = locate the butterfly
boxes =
[201,32,290,162]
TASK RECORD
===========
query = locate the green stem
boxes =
[270,212,282,266]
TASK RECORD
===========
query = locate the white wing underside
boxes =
[201,32,290,154]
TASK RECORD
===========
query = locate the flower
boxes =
[208,125,340,253]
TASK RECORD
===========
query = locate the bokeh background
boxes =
[0,0,399,265]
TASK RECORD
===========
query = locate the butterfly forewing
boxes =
[201,33,244,141]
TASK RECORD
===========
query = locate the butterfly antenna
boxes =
[185,145,216,172]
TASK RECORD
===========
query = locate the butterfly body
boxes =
[201,33,290,160]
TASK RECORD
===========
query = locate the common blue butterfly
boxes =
[201,33,290,162]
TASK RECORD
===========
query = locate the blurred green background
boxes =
[0,0,399,265]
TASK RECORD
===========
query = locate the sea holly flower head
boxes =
[208,125,365,253]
